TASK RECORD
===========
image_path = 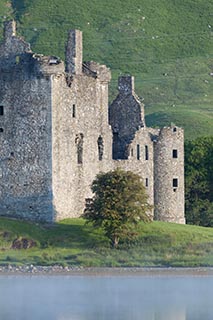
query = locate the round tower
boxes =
[154,126,185,223]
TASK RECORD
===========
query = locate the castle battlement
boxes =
[0,21,185,224]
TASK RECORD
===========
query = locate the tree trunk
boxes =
[112,236,119,248]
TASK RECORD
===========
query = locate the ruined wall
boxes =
[52,32,113,219]
[52,73,113,219]
[154,127,185,223]
[0,70,53,221]
[109,75,185,223]
[109,76,145,159]
[0,22,55,221]
[0,21,31,67]
[114,127,155,219]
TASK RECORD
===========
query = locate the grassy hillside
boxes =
[0,0,212,139]
[0,217,212,267]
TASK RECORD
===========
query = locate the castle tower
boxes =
[154,126,185,223]
[65,29,82,75]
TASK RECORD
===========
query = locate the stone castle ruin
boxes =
[0,21,185,224]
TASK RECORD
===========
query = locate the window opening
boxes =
[145,145,149,160]
[0,106,4,116]
[173,178,178,190]
[137,144,140,160]
[131,148,133,157]
[0,128,3,132]
[173,149,178,158]
[97,136,104,161]
[75,133,84,164]
[173,127,177,132]
[145,178,148,187]
[72,104,76,118]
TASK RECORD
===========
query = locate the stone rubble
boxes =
[0,265,212,276]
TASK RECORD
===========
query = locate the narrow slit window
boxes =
[137,144,140,160]
[72,104,76,118]
[131,148,133,157]
[145,178,149,187]
[173,178,178,188]
[173,149,178,158]
[97,136,104,161]
[145,145,149,160]
[0,106,4,116]
[75,133,84,164]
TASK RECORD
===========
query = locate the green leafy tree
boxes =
[82,168,152,248]
[185,137,213,226]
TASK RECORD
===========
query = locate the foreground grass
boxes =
[0,217,212,267]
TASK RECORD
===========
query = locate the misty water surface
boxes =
[0,274,212,320]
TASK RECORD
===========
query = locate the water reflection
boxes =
[0,275,212,320]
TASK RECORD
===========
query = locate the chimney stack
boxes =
[118,76,135,95]
[65,29,82,75]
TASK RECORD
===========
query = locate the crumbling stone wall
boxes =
[109,76,145,159]
[114,127,155,220]
[51,71,113,219]
[0,22,53,221]
[51,30,113,219]
[110,77,185,224]
[0,20,31,62]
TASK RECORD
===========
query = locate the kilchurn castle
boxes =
[0,21,185,224]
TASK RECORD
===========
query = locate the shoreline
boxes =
[0,265,213,276]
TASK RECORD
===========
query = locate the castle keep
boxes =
[0,21,185,224]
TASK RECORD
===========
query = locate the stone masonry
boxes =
[0,21,185,223]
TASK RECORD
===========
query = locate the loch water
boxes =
[0,274,212,320]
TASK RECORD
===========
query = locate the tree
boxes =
[82,168,152,248]
[185,137,213,227]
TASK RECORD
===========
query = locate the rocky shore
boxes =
[0,265,213,276]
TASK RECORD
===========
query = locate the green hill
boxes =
[0,217,212,267]
[0,0,213,139]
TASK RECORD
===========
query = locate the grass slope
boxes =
[0,217,212,267]
[0,0,13,36]
[0,0,213,139]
